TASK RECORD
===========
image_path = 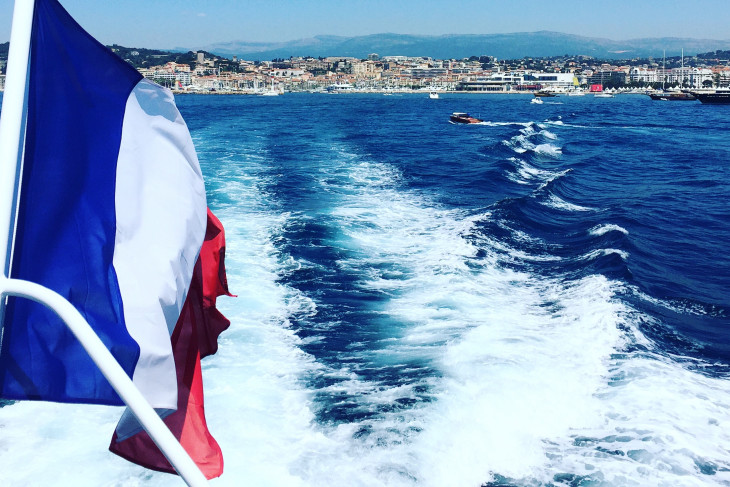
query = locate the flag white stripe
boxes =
[113,79,207,409]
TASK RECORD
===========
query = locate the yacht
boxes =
[691,89,730,104]
[647,91,695,101]
[534,90,558,98]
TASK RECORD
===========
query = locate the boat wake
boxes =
[3,98,730,487]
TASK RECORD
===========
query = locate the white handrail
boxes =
[0,277,209,486]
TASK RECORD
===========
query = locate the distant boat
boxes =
[691,89,730,104]
[429,92,439,99]
[594,92,614,98]
[450,112,483,124]
[648,91,696,101]
[260,77,280,96]
[566,90,586,96]
[534,91,558,98]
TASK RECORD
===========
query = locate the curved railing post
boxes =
[0,277,209,486]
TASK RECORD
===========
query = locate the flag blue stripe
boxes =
[0,0,144,404]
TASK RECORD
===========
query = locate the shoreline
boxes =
[171,89,648,96]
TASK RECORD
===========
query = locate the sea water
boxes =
[1,93,729,486]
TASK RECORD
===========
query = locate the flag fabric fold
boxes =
[0,0,229,478]
[110,209,230,479]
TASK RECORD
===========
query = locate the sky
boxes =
[1,0,729,51]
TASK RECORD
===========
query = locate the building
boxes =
[587,69,626,86]
[629,67,659,84]
[713,66,730,87]
[457,71,576,91]
[405,67,448,79]
[668,67,713,88]
[523,72,576,89]
[139,62,194,88]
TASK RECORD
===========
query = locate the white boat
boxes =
[594,92,614,98]
[260,77,280,96]
[429,92,439,99]
[567,91,586,96]
[530,98,543,104]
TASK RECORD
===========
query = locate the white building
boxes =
[271,68,305,78]
[458,71,576,91]
[668,67,713,88]
[629,67,659,84]
[523,72,576,89]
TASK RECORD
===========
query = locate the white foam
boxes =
[533,143,562,157]
[503,123,562,158]
[542,193,595,212]
[4,130,730,487]
[582,248,630,261]
[590,223,630,236]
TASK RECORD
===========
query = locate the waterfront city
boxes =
[6,47,726,95]
[151,51,730,94]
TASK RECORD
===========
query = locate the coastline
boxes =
[170,89,646,96]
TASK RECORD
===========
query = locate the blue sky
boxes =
[1,0,729,50]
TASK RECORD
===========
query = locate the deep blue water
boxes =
[3,91,730,486]
[175,92,730,485]
[180,92,730,365]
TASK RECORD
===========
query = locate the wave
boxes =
[505,158,569,187]
[541,193,595,212]
[544,120,591,129]
[582,248,630,261]
[501,122,563,159]
[4,97,730,487]
[590,223,630,236]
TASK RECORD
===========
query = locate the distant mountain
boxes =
[196,31,730,61]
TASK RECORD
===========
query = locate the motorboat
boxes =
[450,112,483,124]
[534,91,558,98]
[429,92,439,99]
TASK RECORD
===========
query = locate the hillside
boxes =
[198,31,730,61]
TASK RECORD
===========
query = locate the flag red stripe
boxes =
[109,208,230,479]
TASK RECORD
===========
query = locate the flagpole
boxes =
[0,0,33,294]
[0,1,208,485]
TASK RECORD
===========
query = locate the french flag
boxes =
[0,0,227,478]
